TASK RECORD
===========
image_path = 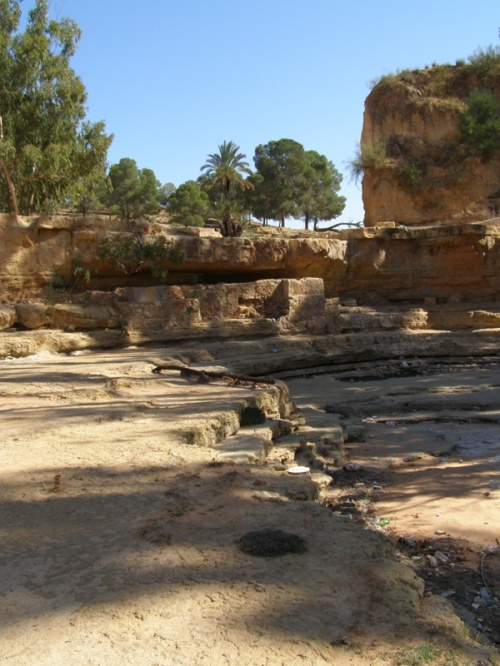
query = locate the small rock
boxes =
[480,587,492,601]
[434,551,449,563]
[435,529,446,535]
[427,555,438,568]
[404,452,424,462]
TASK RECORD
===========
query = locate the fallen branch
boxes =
[152,363,275,386]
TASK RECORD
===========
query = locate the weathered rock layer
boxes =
[361,64,500,225]
[2,213,500,363]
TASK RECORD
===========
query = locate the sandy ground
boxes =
[1,346,499,666]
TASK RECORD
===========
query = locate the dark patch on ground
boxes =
[237,528,308,557]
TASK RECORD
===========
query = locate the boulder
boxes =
[16,303,50,329]
[0,304,16,330]
[49,304,121,330]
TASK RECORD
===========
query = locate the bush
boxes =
[97,233,183,281]
[396,162,423,191]
[467,45,500,78]
[166,181,210,227]
[348,142,388,182]
[459,90,500,159]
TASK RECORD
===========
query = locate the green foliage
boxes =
[250,139,345,228]
[348,142,388,183]
[369,45,500,100]
[466,45,500,78]
[0,0,113,214]
[166,180,210,226]
[251,138,307,227]
[157,182,175,207]
[459,90,500,159]
[71,179,110,216]
[97,233,183,281]
[45,254,93,301]
[396,161,423,191]
[299,150,345,230]
[200,140,254,200]
[199,141,253,236]
[395,644,459,666]
[211,197,247,237]
[105,158,162,223]
[72,260,93,290]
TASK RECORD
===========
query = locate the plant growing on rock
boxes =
[348,142,388,184]
[396,161,424,191]
[97,233,183,281]
[459,90,500,159]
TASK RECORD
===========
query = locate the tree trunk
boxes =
[0,159,19,220]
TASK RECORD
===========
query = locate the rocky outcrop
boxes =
[360,63,500,226]
[3,214,500,305]
[2,213,500,361]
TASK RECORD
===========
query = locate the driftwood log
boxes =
[152,363,275,386]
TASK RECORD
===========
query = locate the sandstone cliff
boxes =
[2,213,500,361]
[360,55,500,226]
[2,213,500,305]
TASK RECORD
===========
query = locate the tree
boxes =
[157,182,176,207]
[166,180,210,227]
[298,151,345,230]
[250,139,345,229]
[200,140,253,199]
[0,0,112,215]
[200,140,254,236]
[106,158,162,224]
[243,172,275,226]
[251,139,309,227]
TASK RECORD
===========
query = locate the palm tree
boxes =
[200,140,254,198]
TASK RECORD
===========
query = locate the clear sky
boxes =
[27,0,500,227]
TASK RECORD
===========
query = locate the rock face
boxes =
[2,213,500,360]
[360,63,500,226]
[3,214,500,304]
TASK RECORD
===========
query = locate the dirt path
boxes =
[1,348,499,666]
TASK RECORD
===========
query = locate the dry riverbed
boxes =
[1,345,499,666]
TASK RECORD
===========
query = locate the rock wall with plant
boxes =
[359,49,500,226]
[3,213,500,306]
[3,213,500,359]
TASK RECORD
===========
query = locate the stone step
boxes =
[214,418,293,464]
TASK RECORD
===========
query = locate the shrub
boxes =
[459,90,500,159]
[348,142,388,182]
[97,233,183,281]
[396,162,423,191]
[466,45,500,78]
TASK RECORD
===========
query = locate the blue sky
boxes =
[33,1,500,226]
